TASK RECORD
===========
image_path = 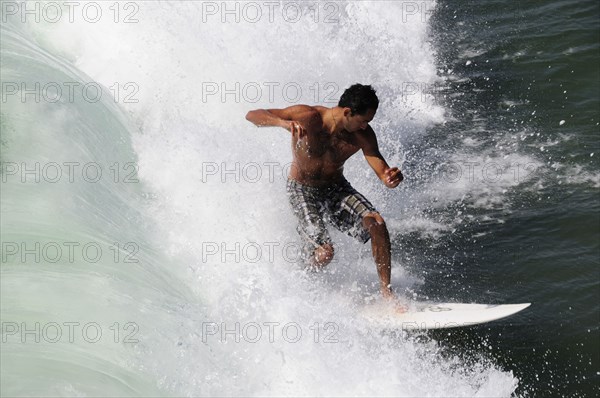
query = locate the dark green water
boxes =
[405,0,599,396]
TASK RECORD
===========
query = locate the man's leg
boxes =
[363,212,394,299]
[325,181,394,298]
[286,179,333,269]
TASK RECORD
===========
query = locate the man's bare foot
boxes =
[382,289,395,300]
[392,301,408,314]
[381,289,408,313]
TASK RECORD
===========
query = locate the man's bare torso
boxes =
[289,106,364,186]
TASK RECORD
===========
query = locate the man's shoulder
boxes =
[283,104,319,113]
[292,104,325,125]
[267,105,322,126]
[278,104,319,120]
[299,104,323,116]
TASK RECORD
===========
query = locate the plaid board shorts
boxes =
[286,178,377,259]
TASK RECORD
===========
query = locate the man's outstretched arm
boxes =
[361,127,403,188]
[245,108,289,129]
[245,105,314,137]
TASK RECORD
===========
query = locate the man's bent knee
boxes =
[312,243,334,267]
[363,212,385,228]
[363,212,387,236]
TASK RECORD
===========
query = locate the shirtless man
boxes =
[245,84,403,299]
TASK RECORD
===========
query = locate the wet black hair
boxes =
[338,84,379,116]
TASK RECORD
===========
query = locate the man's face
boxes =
[344,108,377,132]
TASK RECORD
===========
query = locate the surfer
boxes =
[246,84,403,300]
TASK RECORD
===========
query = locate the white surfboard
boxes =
[361,302,531,330]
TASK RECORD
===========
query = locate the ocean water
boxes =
[0,1,598,397]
